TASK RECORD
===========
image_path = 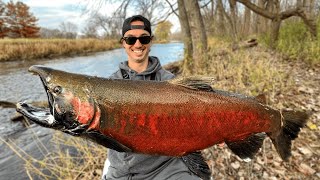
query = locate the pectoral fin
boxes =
[181,152,211,180]
[84,130,132,152]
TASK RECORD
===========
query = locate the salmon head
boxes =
[16,65,99,135]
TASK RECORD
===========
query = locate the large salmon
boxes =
[17,65,308,164]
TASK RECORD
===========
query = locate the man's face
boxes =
[122,21,152,64]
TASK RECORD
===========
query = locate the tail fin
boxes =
[272,110,309,161]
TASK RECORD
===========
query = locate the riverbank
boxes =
[0,38,121,62]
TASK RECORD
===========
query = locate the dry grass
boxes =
[23,132,107,180]
[1,131,107,180]
[0,38,120,61]
[190,38,293,100]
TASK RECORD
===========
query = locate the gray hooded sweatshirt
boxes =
[102,56,203,180]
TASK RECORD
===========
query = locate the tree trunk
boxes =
[183,0,208,74]
[242,5,251,36]
[229,0,238,41]
[217,0,226,36]
[177,0,193,74]
[295,7,318,39]
[300,0,317,39]
[256,0,266,34]
[307,0,315,18]
[270,17,281,48]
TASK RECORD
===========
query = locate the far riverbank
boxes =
[0,38,121,62]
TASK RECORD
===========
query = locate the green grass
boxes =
[273,17,319,66]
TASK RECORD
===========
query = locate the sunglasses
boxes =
[121,36,153,45]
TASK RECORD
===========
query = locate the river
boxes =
[0,42,183,179]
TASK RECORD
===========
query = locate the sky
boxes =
[3,0,180,34]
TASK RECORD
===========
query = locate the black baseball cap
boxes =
[122,15,152,36]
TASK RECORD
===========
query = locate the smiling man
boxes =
[108,15,174,80]
[101,15,210,180]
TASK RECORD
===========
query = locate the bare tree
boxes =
[177,0,193,74]
[135,0,165,22]
[89,13,122,37]
[183,0,208,74]
[217,0,226,36]
[82,21,98,38]
[84,0,172,34]
[59,22,78,39]
[201,0,216,36]
[40,28,64,38]
[217,0,239,41]
[60,22,78,33]
[229,0,239,40]
[242,3,252,36]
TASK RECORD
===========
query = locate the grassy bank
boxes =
[0,38,121,61]
[264,17,320,66]
[6,38,319,179]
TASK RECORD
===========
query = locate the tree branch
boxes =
[235,0,275,19]
[200,0,212,9]
[164,0,179,17]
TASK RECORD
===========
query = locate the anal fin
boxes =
[226,133,266,160]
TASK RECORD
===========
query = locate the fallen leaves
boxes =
[200,46,320,179]
[297,163,316,175]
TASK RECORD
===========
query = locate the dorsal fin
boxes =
[255,94,267,104]
[168,77,215,92]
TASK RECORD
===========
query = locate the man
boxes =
[102,15,210,180]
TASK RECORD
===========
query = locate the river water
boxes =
[0,42,183,179]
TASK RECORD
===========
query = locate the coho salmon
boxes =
[16,65,309,177]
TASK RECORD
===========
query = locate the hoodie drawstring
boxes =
[121,69,156,81]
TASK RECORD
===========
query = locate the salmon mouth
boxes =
[16,66,61,128]
[16,102,58,127]
[17,65,85,134]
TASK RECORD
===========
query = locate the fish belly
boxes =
[98,100,272,156]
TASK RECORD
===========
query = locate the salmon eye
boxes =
[53,86,62,94]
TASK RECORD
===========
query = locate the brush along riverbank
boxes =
[0,38,121,62]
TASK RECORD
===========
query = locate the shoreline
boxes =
[0,39,181,62]
[0,39,121,62]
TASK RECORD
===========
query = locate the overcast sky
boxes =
[3,0,180,33]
